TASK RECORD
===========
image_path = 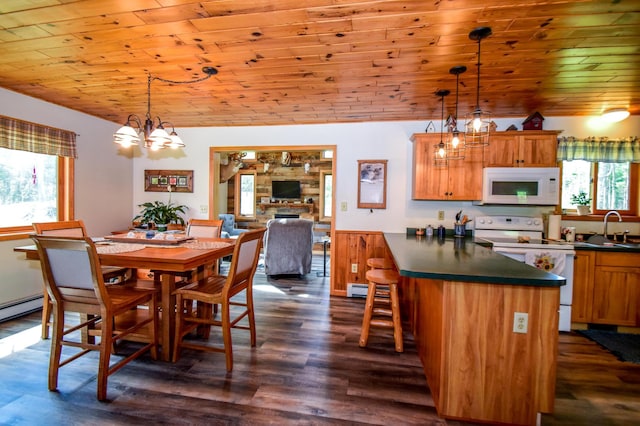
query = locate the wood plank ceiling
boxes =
[0,0,638,128]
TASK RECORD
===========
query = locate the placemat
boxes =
[96,243,146,254]
[181,241,233,250]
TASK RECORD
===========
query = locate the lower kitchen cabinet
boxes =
[572,250,640,326]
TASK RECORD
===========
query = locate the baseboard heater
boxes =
[347,283,368,298]
[0,295,43,322]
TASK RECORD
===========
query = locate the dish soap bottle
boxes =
[426,225,433,237]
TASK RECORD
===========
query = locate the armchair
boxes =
[218,214,249,239]
[263,218,314,276]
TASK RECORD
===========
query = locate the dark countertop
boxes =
[573,242,640,252]
[384,233,566,287]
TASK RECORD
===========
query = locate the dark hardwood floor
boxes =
[1,255,639,425]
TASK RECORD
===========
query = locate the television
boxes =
[272,180,301,200]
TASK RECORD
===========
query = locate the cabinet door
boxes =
[484,134,518,167]
[571,251,595,323]
[519,135,558,167]
[446,153,483,200]
[592,266,640,326]
[412,135,447,200]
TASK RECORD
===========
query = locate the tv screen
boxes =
[272,180,301,200]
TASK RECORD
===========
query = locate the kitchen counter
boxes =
[573,241,640,252]
[383,232,560,426]
[384,233,565,286]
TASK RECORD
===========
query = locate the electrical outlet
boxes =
[438,210,445,221]
[199,205,208,214]
[351,263,358,273]
[341,201,348,212]
[513,312,528,334]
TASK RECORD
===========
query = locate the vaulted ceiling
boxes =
[0,1,638,127]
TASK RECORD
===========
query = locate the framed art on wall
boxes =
[357,160,387,209]
[145,169,193,192]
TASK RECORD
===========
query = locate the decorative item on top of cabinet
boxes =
[484,130,560,167]
[411,133,482,201]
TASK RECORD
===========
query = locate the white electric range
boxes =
[474,215,575,332]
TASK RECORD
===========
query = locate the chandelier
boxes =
[113,66,218,151]
[465,27,492,148]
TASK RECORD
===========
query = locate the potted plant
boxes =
[133,189,188,231]
[570,191,591,215]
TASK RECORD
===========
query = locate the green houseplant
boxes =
[570,191,591,215]
[133,198,188,231]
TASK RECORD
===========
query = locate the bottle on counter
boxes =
[426,225,433,237]
[437,225,446,239]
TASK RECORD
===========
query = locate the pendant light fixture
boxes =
[113,66,218,151]
[465,26,492,148]
[433,89,451,167]
[446,65,467,160]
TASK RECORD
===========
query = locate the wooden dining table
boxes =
[15,236,235,361]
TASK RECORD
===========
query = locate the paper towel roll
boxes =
[548,215,561,240]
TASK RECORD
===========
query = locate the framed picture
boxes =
[357,160,387,209]
[145,169,193,192]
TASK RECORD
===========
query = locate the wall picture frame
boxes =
[357,159,387,209]
[145,169,193,192]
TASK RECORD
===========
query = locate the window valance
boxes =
[0,115,77,158]
[557,136,639,163]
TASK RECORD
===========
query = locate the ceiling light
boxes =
[601,108,630,123]
[433,89,451,167]
[465,27,492,148]
[113,67,218,151]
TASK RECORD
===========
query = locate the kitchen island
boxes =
[384,233,565,426]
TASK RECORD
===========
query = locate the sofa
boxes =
[263,218,314,276]
[218,214,249,239]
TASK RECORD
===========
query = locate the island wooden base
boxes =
[401,277,560,426]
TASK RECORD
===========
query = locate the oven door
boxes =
[492,246,575,332]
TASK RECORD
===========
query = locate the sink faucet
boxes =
[603,210,622,240]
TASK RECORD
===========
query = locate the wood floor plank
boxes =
[1,255,639,425]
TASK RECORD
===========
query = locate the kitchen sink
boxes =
[574,241,640,250]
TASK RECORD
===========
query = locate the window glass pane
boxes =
[239,174,255,216]
[597,162,629,210]
[0,148,57,227]
[323,174,332,217]
[561,160,591,210]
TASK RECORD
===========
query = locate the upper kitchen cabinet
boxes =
[484,131,560,168]
[411,134,483,201]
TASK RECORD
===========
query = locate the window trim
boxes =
[560,160,640,221]
[234,170,256,220]
[592,162,638,216]
[0,155,74,237]
[319,170,332,222]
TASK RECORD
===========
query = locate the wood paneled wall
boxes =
[225,150,331,224]
[330,230,391,296]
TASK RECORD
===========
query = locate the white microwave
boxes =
[478,167,560,205]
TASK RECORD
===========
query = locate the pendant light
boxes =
[446,65,467,160]
[465,27,492,148]
[113,66,218,151]
[433,89,451,167]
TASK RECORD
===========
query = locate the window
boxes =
[319,171,332,221]
[0,148,74,234]
[235,171,256,218]
[561,160,638,215]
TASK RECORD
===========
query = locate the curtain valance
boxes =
[557,136,639,163]
[0,115,77,158]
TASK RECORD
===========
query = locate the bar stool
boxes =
[359,268,403,352]
[366,257,393,270]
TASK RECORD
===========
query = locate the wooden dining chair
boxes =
[172,227,266,371]
[31,234,159,401]
[33,220,130,339]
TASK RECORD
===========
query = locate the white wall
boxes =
[0,88,134,309]
[132,115,640,236]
